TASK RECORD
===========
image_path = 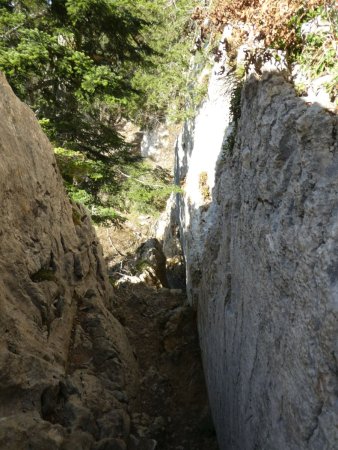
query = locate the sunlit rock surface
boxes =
[174,67,338,449]
[174,33,237,306]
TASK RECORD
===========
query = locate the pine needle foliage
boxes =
[0,0,196,224]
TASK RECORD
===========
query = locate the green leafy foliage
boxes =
[113,164,182,216]
[0,0,150,153]
[54,146,179,224]
[222,80,243,157]
[291,5,337,102]
[0,0,197,224]
[130,0,200,125]
[296,31,337,79]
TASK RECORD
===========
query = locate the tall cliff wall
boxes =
[172,63,338,448]
[0,74,138,450]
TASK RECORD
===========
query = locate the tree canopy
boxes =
[0,0,152,159]
[0,0,198,223]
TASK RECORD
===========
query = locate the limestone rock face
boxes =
[0,74,138,449]
[174,32,237,305]
[141,123,180,173]
[175,71,338,449]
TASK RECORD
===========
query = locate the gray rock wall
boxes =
[141,122,181,173]
[175,71,338,449]
[0,73,138,449]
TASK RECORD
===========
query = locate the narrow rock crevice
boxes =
[112,280,218,450]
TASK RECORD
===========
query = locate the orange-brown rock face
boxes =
[0,73,138,450]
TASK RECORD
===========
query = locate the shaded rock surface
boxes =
[173,69,338,449]
[155,194,186,290]
[112,282,218,450]
[0,73,138,449]
[0,73,218,450]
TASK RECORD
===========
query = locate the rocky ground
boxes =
[112,280,218,450]
[97,220,219,450]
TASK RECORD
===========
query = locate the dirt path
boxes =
[113,282,219,450]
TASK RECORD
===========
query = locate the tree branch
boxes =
[0,10,48,39]
[115,168,166,189]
